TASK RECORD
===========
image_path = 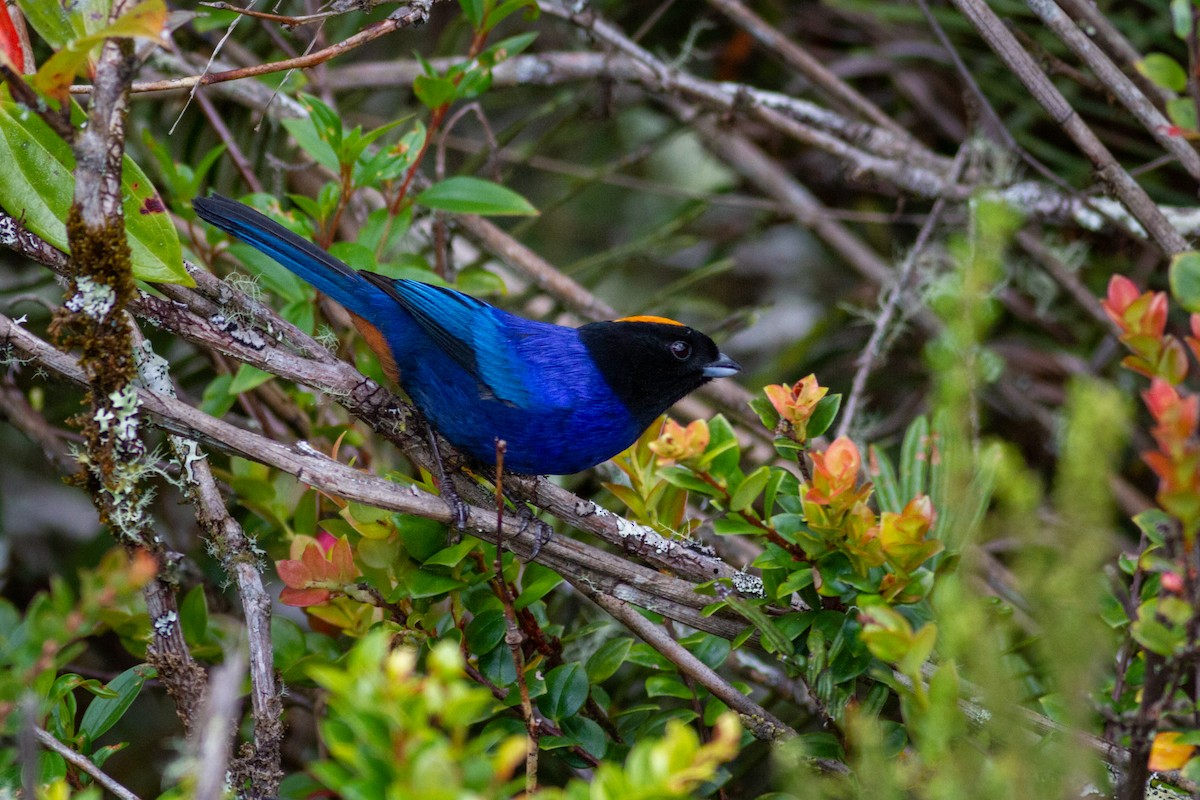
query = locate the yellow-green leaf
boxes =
[33,0,167,101]
[416,176,538,216]
[1170,251,1200,313]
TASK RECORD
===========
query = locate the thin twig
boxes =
[123,1,438,96]
[836,146,971,440]
[492,439,539,792]
[948,0,1189,255]
[1024,0,1200,183]
[580,585,805,744]
[1055,0,1173,106]
[198,0,393,27]
[191,648,246,800]
[132,333,283,792]
[706,0,909,137]
[33,727,141,800]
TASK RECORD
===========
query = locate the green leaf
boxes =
[730,465,770,512]
[456,266,507,296]
[1133,509,1171,545]
[541,663,588,720]
[1168,97,1199,132]
[465,610,507,655]
[660,466,718,495]
[700,415,741,476]
[228,363,274,395]
[1138,53,1188,93]
[794,731,844,762]
[357,536,401,569]
[423,538,478,567]
[17,0,101,49]
[179,584,209,643]
[0,101,188,285]
[870,445,901,514]
[416,176,538,216]
[459,0,485,28]
[558,715,606,760]
[807,393,841,438]
[404,570,466,599]
[398,514,447,561]
[1170,251,1200,313]
[487,31,539,62]
[646,674,692,699]
[586,637,632,683]
[281,117,340,173]
[515,562,562,610]
[725,595,794,657]
[1172,0,1193,38]
[712,515,761,536]
[749,395,780,431]
[685,633,731,669]
[199,373,235,418]
[34,1,166,101]
[488,0,540,29]
[413,73,458,109]
[1131,616,1185,656]
[79,665,153,740]
[271,617,307,673]
[900,415,929,502]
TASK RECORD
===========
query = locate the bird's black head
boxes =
[579,316,741,428]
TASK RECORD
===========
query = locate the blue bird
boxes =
[193,194,741,476]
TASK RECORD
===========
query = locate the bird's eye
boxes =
[670,340,692,360]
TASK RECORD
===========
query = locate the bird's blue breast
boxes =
[366,293,642,474]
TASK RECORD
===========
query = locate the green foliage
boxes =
[304,633,740,799]
[1170,250,1200,313]
[417,176,539,216]
[0,550,156,792]
[0,100,188,285]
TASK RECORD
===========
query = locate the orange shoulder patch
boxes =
[614,315,685,326]
[348,312,400,384]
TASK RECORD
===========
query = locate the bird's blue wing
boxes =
[372,277,544,409]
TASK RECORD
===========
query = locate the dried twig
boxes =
[706,0,909,137]
[1024,0,1200,183]
[32,726,141,800]
[835,146,970,440]
[949,0,1189,255]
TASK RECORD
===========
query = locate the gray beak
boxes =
[702,352,741,379]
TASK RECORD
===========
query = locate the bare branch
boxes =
[32,726,141,800]
[949,0,1190,255]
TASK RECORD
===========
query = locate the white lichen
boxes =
[153,610,178,635]
[65,276,116,319]
[731,571,765,598]
[0,215,17,246]
[209,313,267,350]
[134,340,174,394]
[107,385,143,445]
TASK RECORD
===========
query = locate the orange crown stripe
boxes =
[614,315,685,326]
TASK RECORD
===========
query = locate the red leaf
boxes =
[280,586,331,607]
[276,558,313,588]
[300,542,331,578]
[0,3,24,72]
[329,537,355,582]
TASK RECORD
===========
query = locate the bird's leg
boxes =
[424,419,469,531]
[513,505,553,561]
[487,450,552,561]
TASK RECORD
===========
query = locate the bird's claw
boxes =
[515,505,553,560]
[440,482,470,532]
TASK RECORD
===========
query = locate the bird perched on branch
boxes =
[194,194,740,476]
